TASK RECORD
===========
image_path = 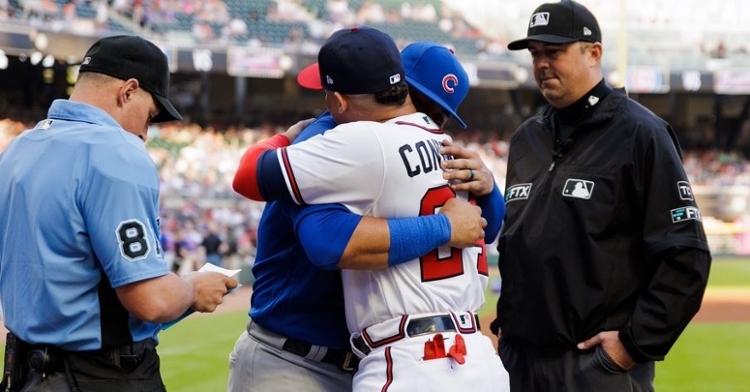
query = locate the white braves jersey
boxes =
[276,112,488,333]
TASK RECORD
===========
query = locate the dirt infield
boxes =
[477,288,750,348]
[2,287,749,345]
[689,289,750,323]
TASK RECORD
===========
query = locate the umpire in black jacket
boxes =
[490,1,711,391]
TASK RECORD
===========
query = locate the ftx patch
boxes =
[671,206,701,223]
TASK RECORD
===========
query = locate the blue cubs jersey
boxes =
[0,100,169,351]
[248,112,353,349]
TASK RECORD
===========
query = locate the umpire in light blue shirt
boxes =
[0,35,237,391]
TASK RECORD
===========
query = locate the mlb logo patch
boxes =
[506,183,532,202]
[39,119,54,130]
[677,181,694,201]
[671,206,701,223]
[389,73,401,84]
[530,12,550,27]
[455,313,475,330]
[562,179,594,199]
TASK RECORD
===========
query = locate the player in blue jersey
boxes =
[0,35,237,392]
[228,40,505,392]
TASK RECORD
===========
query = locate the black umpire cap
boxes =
[79,35,182,123]
[507,0,601,50]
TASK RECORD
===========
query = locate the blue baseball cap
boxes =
[401,42,469,129]
[297,26,404,94]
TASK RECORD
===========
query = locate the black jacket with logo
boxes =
[492,87,711,363]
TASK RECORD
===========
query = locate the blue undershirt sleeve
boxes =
[387,214,451,266]
[294,111,337,143]
[475,182,505,242]
[293,203,361,270]
[294,204,453,269]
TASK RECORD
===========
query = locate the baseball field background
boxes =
[1,256,748,391]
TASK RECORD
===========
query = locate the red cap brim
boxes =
[297,63,323,90]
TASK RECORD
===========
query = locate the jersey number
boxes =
[116,220,150,260]
[419,186,488,282]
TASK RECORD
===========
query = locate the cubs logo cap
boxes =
[402,42,469,129]
[507,0,601,50]
[297,26,404,94]
[79,35,182,123]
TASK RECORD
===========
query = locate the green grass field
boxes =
[159,311,249,391]
[167,258,750,390]
[652,258,750,392]
[654,323,750,392]
[704,257,750,287]
[2,257,749,391]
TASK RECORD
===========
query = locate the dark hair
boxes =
[374,81,409,106]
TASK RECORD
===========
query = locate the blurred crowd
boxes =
[2,0,504,56]
[7,0,111,36]
[684,149,750,186]
[3,0,749,64]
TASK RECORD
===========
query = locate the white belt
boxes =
[352,312,479,355]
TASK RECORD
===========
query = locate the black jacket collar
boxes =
[556,78,614,125]
[539,81,625,129]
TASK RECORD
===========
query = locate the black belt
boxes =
[281,338,358,372]
[26,339,154,374]
[27,346,66,374]
[353,314,481,355]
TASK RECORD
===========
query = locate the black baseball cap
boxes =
[507,0,601,51]
[79,35,182,123]
[297,26,404,94]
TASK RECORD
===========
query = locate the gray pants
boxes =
[499,339,654,392]
[227,320,352,392]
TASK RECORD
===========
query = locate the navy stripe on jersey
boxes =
[279,147,305,204]
[382,347,394,392]
[258,149,294,202]
[394,121,443,134]
[363,315,408,349]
